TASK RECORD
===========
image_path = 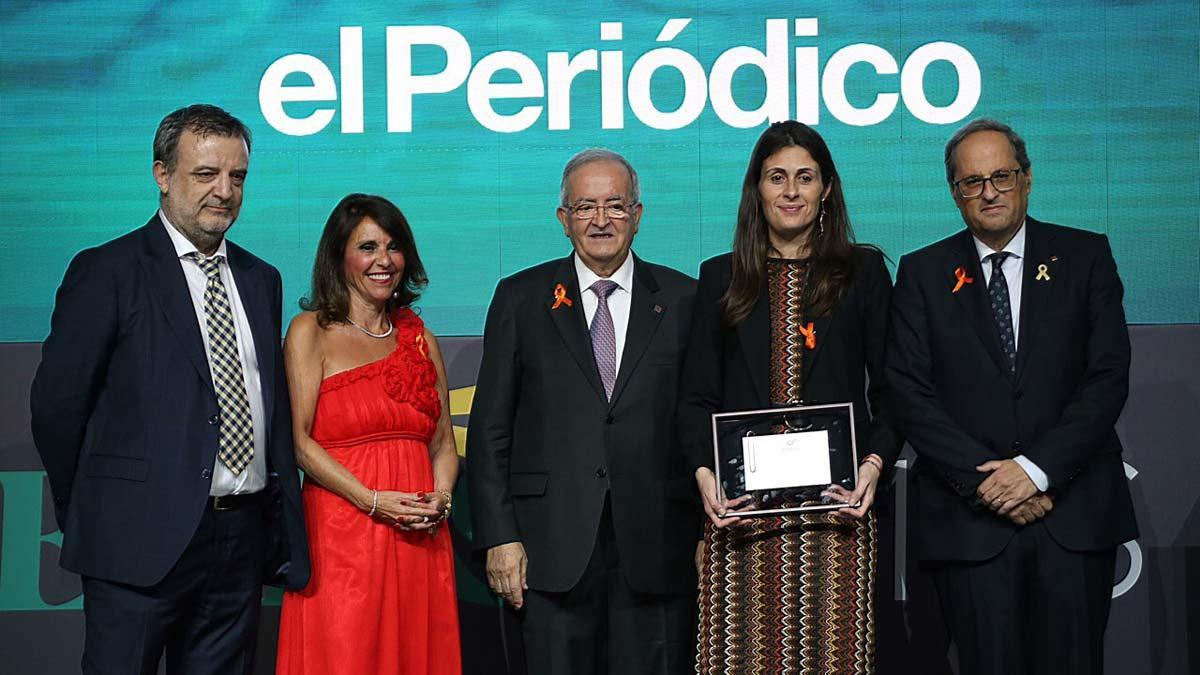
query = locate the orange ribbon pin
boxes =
[952,266,974,293]
[799,322,816,350]
[552,283,573,309]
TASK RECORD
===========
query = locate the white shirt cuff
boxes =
[1013,455,1050,492]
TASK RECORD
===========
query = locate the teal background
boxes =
[1,1,1197,341]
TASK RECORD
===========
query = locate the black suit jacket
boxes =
[30,215,310,589]
[677,247,903,480]
[886,217,1138,562]
[466,253,698,594]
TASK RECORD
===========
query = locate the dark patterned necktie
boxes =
[987,252,1017,373]
[589,279,619,401]
[189,253,255,474]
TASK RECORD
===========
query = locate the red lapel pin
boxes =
[551,283,572,309]
[799,322,816,350]
[952,266,974,294]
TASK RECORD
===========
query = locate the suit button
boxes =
[201,468,212,479]
[596,468,607,478]
[605,415,614,425]
[1015,390,1024,400]
[208,413,220,425]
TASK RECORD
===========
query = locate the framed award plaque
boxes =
[711,402,858,516]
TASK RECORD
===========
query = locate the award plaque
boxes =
[711,402,858,516]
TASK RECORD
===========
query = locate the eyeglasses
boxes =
[953,168,1024,198]
[566,201,638,221]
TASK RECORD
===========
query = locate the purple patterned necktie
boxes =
[589,279,619,401]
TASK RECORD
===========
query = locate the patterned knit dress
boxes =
[696,259,877,675]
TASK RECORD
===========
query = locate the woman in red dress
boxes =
[276,194,461,675]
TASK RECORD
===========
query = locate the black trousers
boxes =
[930,522,1118,675]
[521,500,695,675]
[81,498,268,675]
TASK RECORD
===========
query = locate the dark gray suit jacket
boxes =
[467,252,698,594]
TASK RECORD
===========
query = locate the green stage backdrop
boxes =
[1,1,1197,341]
[2,4,1199,674]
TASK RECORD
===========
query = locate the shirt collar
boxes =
[574,250,635,295]
[973,219,1026,263]
[160,209,228,261]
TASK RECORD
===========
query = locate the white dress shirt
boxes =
[574,251,635,373]
[161,212,267,496]
[972,222,1049,491]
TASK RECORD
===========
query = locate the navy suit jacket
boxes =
[886,217,1138,562]
[30,215,310,589]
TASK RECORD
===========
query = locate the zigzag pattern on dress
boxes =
[779,262,806,403]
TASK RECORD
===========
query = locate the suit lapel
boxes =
[1015,219,1056,385]
[141,217,215,395]
[226,244,276,429]
[545,255,606,401]
[609,256,664,407]
[948,230,1010,376]
[735,282,771,406]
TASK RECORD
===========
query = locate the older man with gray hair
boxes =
[468,148,699,674]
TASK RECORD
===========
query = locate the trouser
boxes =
[521,499,695,675]
[931,522,1117,675]
[81,496,268,675]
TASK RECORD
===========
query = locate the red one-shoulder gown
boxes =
[277,309,461,675]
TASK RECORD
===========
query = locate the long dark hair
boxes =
[301,194,428,326]
[719,121,858,326]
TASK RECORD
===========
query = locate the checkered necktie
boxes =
[589,279,619,401]
[189,253,254,474]
[986,252,1017,373]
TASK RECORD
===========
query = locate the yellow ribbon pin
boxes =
[1035,264,1051,281]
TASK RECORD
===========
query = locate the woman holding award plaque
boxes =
[678,120,902,674]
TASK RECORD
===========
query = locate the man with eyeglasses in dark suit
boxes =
[468,148,699,675]
[886,118,1137,675]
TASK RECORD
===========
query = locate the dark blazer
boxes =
[467,253,698,594]
[30,215,310,589]
[886,217,1138,562]
[677,247,902,480]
